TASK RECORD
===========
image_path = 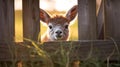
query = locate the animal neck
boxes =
[41,32,50,42]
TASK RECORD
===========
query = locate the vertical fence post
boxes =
[104,0,120,40]
[0,0,15,43]
[78,0,97,40]
[23,0,40,42]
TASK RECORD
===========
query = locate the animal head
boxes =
[40,5,78,41]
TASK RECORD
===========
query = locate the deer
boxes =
[40,5,78,42]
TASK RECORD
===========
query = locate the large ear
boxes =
[66,5,78,22]
[40,8,51,23]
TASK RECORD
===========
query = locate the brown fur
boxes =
[40,5,78,42]
[49,16,68,23]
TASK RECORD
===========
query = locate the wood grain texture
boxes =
[23,0,40,42]
[78,0,97,40]
[104,0,120,40]
[43,40,120,61]
[0,0,14,43]
[0,40,120,61]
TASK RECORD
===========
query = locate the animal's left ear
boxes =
[66,5,78,22]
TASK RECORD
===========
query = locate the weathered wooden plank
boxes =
[43,40,120,61]
[0,43,32,61]
[104,0,120,40]
[23,0,40,42]
[0,0,14,43]
[78,0,97,40]
[0,40,120,61]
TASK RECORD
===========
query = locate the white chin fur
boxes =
[55,37,61,40]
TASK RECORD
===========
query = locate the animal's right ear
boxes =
[65,5,78,22]
[40,9,50,23]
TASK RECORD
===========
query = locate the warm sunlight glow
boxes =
[40,0,55,11]
[40,1,48,10]
[40,0,77,11]
[15,0,23,42]
[55,0,77,11]
[15,0,22,10]
[15,0,77,11]
[96,0,102,15]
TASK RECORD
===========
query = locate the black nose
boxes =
[55,30,62,35]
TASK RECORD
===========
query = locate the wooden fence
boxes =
[0,0,120,67]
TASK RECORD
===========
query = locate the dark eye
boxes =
[49,25,52,29]
[65,25,68,29]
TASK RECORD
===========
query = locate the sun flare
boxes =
[40,0,77,11]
